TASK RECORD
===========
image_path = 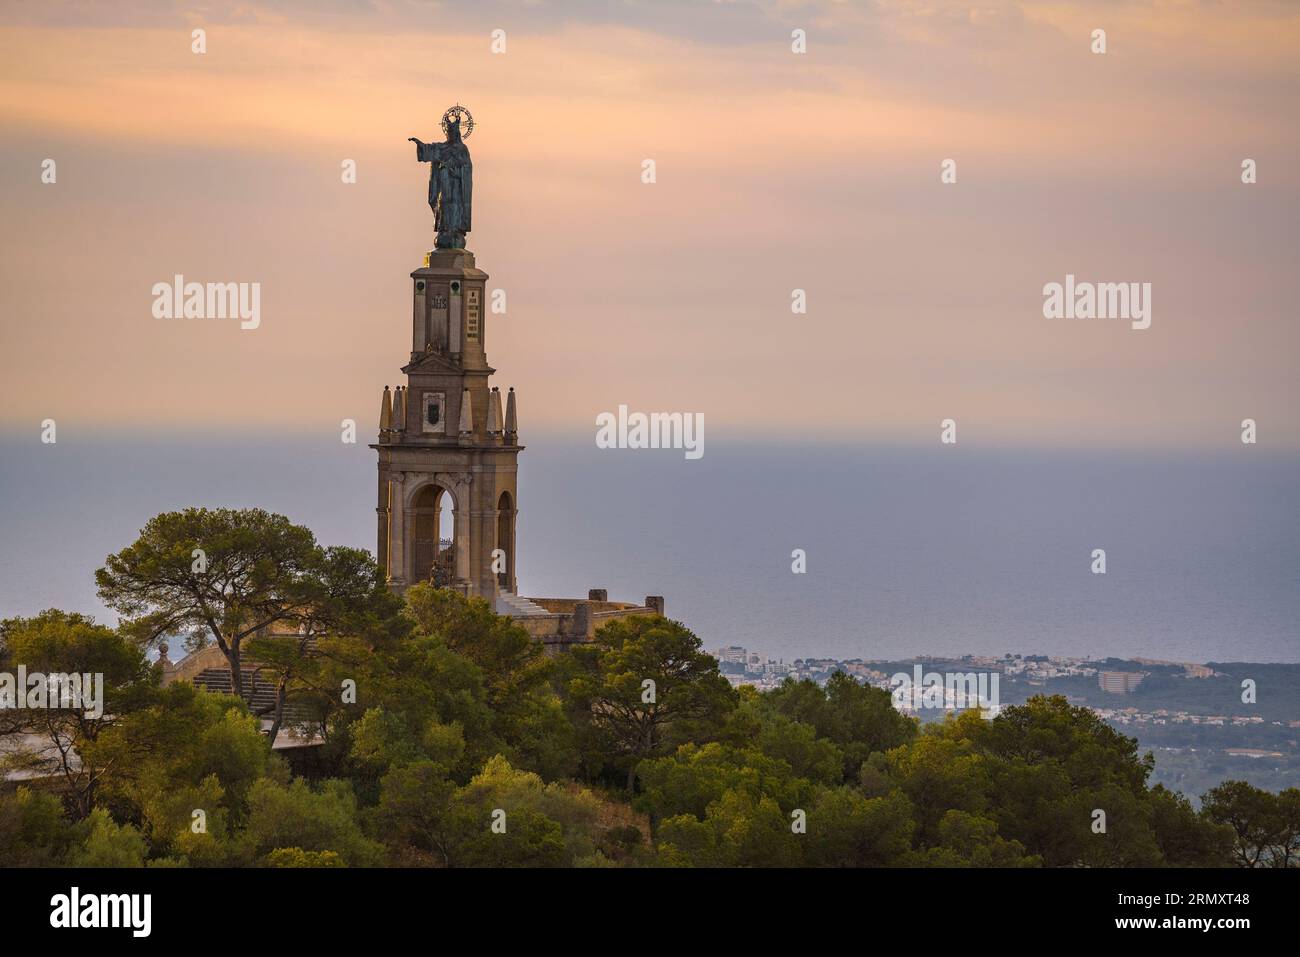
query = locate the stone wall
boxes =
[514,595,665,655]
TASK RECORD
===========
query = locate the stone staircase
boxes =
[494,590,549,618]
[191,667,311,723]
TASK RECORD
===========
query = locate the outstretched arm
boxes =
[408,137,434,162]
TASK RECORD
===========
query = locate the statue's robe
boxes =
[416,140,472,245]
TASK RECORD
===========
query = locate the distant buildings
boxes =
[1225,748,1285,759]
[713,646,825,692]
[1098,671,1146,694]
[710,649,1277,734]
[717,646,747,666]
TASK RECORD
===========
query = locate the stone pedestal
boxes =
[372,248,523,601]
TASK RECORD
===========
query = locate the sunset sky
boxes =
[2,0,1298,448]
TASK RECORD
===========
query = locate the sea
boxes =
[1,431,1297,665]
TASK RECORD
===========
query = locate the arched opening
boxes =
[439,494,455,550]
[412,484,456,586]
[496,491,514,590]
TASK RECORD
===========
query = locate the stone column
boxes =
[454,478,470,585]
[449,285,462,356]
[413,280,427,353]
[376,467,390,578]
[433,493,442,562]
[573,601,594,639]
[507,505,519,594]
[388,474,407,585]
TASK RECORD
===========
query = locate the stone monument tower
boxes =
[374,106,522,601]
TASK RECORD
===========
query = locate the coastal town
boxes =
[715,646,1297,794]
[717,646,1217,701]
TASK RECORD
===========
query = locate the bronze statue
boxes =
[409,105,474,249]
